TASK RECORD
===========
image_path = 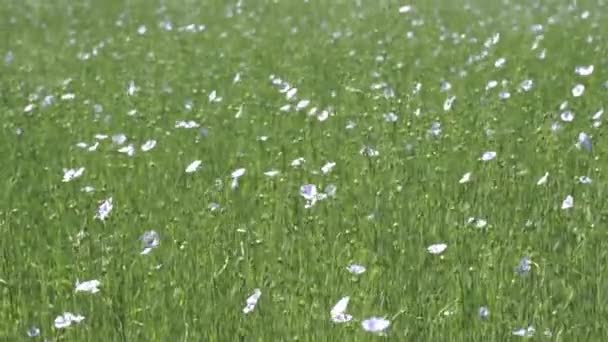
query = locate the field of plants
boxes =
[2,0,608,340]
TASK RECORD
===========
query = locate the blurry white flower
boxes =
[330,296,353,323]
[112,134,127,145]
[519,79,534,92]
[577,132,592,151]
[346,264,366,275]
[579,176,592,184]
[296,99,310,110]
[515,257,532,276]
[427,243,447,255]
[291,157,306,167]
[561,195,574,210]
[480,151,496,161]
[185,160,202,173]
[126,80,138,96]
[75,279,100,294]
[512,325,535,337]
[459,172,472,184]
[572,84,585,97]
[286,87,297,100]
[575,65,594,76]
[537,172,549,185]
[94,197,113,221]
[383,112,398,122]
[54,312,85,329]
[62,167,85,182]
[398,5,412,13]
[264,170,280,177]
[231,168,246,179]
[140,230,160,255]
[486,80,498,90]
[321,161,336,175]
[243,288,262,314]
[560,110,574,122]
[175,120,199,129]
[118,144,135,156]
[361,317,390,333]
[494,57,506,68]
[360,146,379,157]
[141,139,157,152]
[443,95,456,111]
[26,326,40,337]
[478,306,489,319]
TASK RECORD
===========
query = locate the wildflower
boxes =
[480,151,496,161]
[515,257,532,276]
[346,264,366,275]
[54,312,85,329]
[572,84,585,97]
[561,195,574,210]
[321,161,336,174]
[141,139,157,152]
[94,197,113,221]
[478,306,490,319]
[427,243,447,255]
[75,279,101,294]
[361,317,390,333]
[140,230,160,255]
[185,160,202,173]
[512,325,535,337]
[459,172,471,184]
[330,296,353,323]
[243,288,261,314]
[62,167,85,182]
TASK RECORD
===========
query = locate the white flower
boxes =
[291,157,306,167]
[140,230,160,255]
[296,99,310,110]
[561,195,574,210]
[62,167,85,182]
[118,144,135,156]
[321,161,336,175]
[427,243,447,255]
[112,134,127,145]
[383,112,398,122]
[346,264,366,275]
[398,5,412,13]
[579,176,592,184]
[54,312,85,329]
[264,170,280,177]
[572,84,585,97]
[185,160,202,173]
[330,296,353,323]
[480,151,496,161]
[75,279,101,294]
[537,172,549,185]
[443,95,456,111]
[94,197,113,221]
[560,110,574,122]
[459,172,471,184]
[512,325,535,337]
[175,120,199,129]
[575,65,594,76]
[361,317,390,333]
[231,168,246,179]
[577,132,592,151]
[141,139,157,152]
[243,288,261,314]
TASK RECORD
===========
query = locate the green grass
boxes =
[2,0,608,340]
